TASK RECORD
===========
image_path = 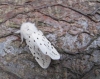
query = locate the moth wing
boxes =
[20,33,24,44]
[38,30,43,35]
[32,31,60,60]
[26,36,51,69]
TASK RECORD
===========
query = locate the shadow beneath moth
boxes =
[16,22,60,69]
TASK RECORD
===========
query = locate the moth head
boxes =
[20,22,37,39]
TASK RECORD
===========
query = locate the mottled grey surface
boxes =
[0,0,100,79]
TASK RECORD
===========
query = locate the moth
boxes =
[16,22,60,68]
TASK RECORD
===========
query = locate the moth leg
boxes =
[15,30,20,34]
[20,34,24,44]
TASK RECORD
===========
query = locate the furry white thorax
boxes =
[20,23,38,42]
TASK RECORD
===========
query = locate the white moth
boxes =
[16,22,60,68]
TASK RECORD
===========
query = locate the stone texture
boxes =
[0,0,100,79]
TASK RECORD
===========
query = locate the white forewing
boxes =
[31,31,60,60]
[19,22,60,68]
[26,36,51,68]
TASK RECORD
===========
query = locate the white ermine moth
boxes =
[16,22,60,68]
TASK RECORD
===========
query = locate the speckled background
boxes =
[0,0,100,79]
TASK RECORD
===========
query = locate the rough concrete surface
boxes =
[0,0,100,79]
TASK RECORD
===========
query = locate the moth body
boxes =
[17,22,60,68]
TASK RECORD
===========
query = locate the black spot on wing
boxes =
[30,47,32,49]
[38,48,40,52]
[42,59,45,66]
[44,44,46,46]
[37,53,39,55]
[37,57,39,59]
[51,46,53,49]
[34,46,35,49]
